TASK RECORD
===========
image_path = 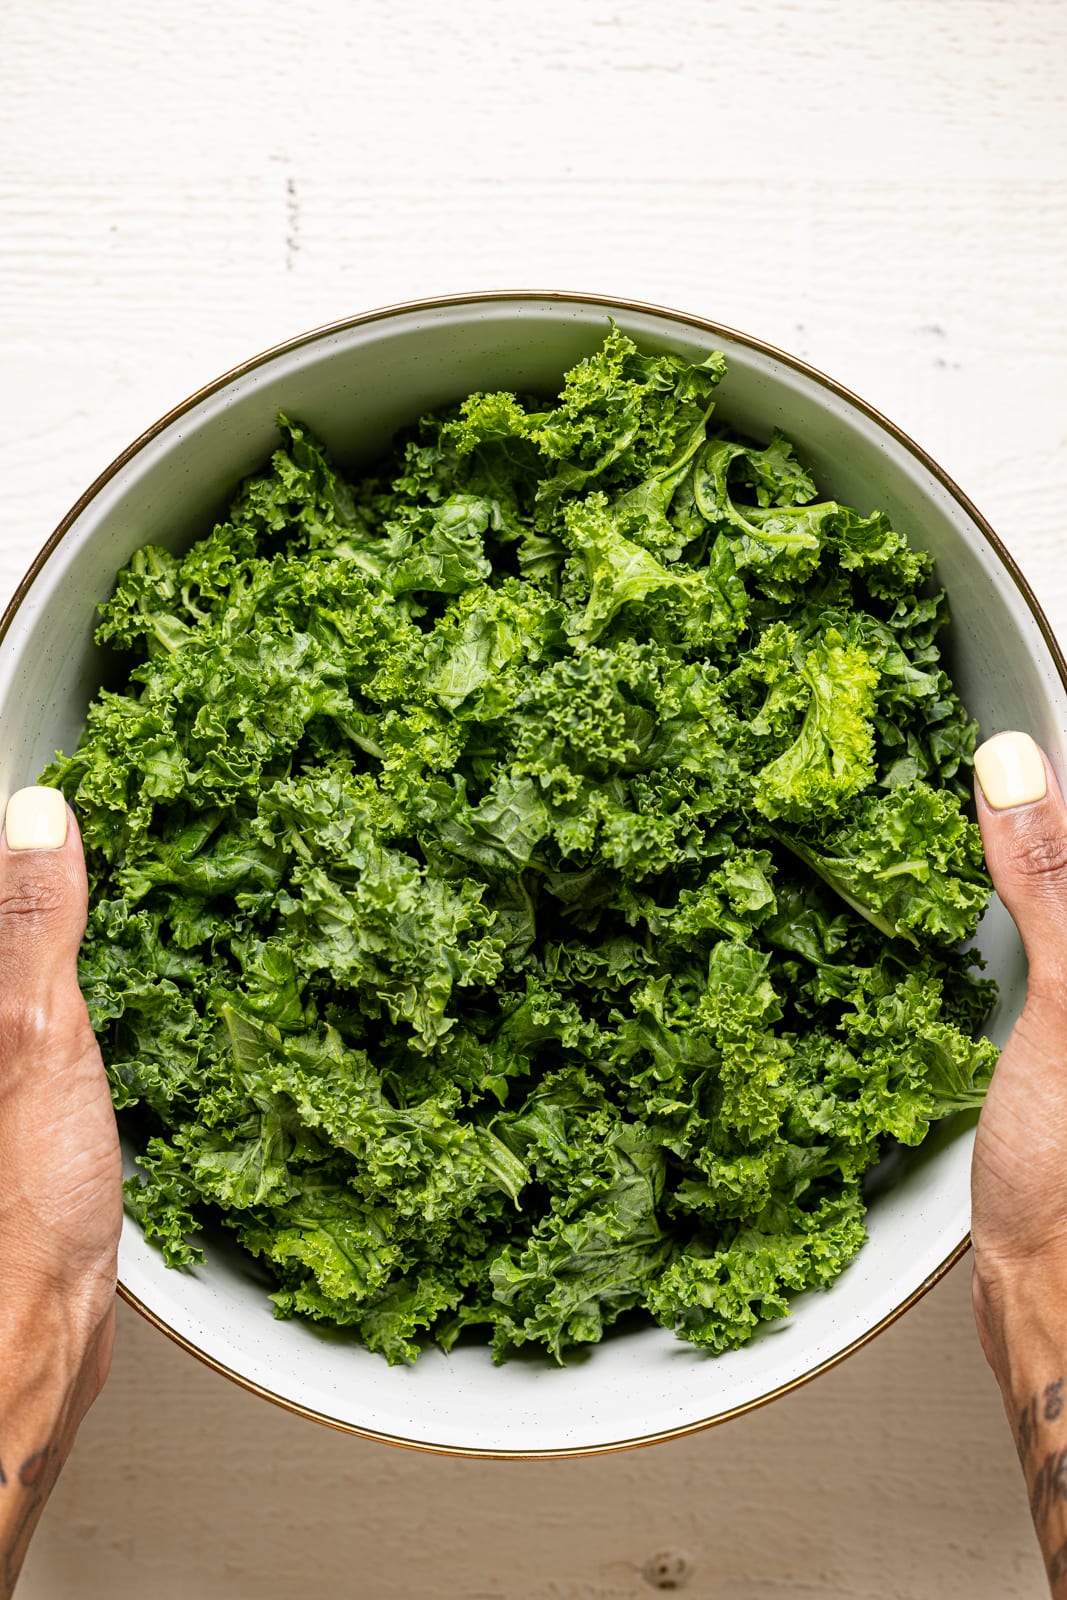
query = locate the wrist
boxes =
[0,1271,115,1426]
[0,1293,111,1600]
[973,1254,1067,1408]
[0,1211,117,1323]
[973,1258,1067,1592]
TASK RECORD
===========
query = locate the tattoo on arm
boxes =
[1051,1539,1067,1584]
[13,1452,48,1491]
[1031,1448,1067,1525]
[1017,1381,1066,1459]
[1014,1374,1067,1593]
[0,1444,58,1598]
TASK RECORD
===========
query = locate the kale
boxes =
[44,327,996,1364]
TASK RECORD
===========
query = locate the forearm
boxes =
[0,1383,68,1597]
[975,1263,1067,1594]
[0,1292,112,1598]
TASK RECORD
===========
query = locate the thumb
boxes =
[0,786,89,1009]
[974,731,1067,999]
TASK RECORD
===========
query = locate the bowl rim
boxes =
[3,288,1056,1459]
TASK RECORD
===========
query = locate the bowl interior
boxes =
[0,295,1057,1456]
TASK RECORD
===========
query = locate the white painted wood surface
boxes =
[2,1,1065,1593]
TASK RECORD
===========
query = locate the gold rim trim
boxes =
[3,289,1053,1460]
[119,1237,971,1460]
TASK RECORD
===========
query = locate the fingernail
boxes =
[974,731,1048,811]
[3,787,69,851]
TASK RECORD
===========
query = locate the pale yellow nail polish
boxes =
[3,787,69,851]
[974,731,1048,811]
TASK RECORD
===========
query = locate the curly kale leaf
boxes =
[752,626,879,822]
[773,782,989,947]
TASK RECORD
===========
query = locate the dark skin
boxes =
[1,739,1066,1593]
[0,797,120,1596]
[970,739,1067,1595]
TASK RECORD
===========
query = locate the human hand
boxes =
[969,732,1067,1592]
[970,733,1067,1349]
[0,786,121,1595]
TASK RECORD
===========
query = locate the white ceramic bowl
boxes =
[1,293,1060,1458]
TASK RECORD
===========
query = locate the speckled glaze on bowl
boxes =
[1,293,1060,1458]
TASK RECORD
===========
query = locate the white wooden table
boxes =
[3,2,1064,1593]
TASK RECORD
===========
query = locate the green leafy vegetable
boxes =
[44,326,996,1364]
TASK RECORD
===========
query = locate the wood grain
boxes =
[2,0,1065,1593]
[18,1271,1043,1599]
